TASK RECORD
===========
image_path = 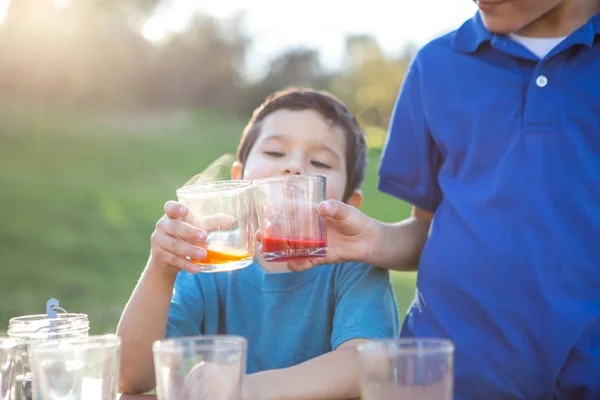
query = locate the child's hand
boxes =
[149,201,235,275]
[181,361,241,400]
[258,200,377,272]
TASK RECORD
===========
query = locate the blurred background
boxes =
[0,0,476,334]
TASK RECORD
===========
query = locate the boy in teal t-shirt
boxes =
[118,88,399,399]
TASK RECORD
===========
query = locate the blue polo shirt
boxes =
[379,11,600,400]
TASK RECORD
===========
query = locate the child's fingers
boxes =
[287,259,320,272]
[264,203,281,219]
[151,230,206,265]
[156,216,207,243]
[155,249,202,274]
[319,200,366,236]
[196,213,237,232]
[257,243,264,256]
[318,200,343,219]
[164,201,187,218]
[183,362,236,400]
[182,361,206,398]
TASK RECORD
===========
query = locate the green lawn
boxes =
[0,103,416,334]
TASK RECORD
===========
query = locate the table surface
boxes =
[121,394,359,399]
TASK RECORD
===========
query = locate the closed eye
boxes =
[263,151,284,158]
[311,160,331,169]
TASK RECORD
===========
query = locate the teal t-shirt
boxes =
[166,260,399,373]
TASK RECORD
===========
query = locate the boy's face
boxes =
[232,109,362,208]
[475,0,571,35]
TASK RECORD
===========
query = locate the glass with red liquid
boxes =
[176,181,255,272]
[253,174,327,262]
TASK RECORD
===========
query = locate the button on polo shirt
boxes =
[536,75,548,87]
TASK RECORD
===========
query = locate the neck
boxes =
[518,0,600,37]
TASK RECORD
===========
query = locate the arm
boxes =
[374,55,440,271]
[368,206,434,271]
[117,201,209,394]
[116,264,177,394]
[286,203,434,273]
[244,339,366,400]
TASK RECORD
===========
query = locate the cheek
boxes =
[242,164,271,182]
[324,174,347,201]
[241,153,276,181]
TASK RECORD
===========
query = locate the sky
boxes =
[0,0,478,78]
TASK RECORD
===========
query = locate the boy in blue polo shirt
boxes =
[286,1,600,398]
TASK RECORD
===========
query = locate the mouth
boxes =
[476,0,508,12]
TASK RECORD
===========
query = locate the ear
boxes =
[345,189,363,209]
[231,161,243,180]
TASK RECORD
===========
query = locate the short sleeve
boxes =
[330,262,399,349]
[166,271,204,337]
[378,56,443,212]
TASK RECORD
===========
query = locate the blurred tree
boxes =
[265,49,323,86]
[150,12,250,110]
[0,0,251,110]
[330,34,413,142]
[242,48,331,114]
[0,0,155,106]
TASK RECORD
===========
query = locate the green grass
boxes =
[0,103,416,335]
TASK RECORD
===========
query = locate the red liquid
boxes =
[262,236,327,261]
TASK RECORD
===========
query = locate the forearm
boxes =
[116,260,177,394]
[245,344,362,400]
[367,215,431,271]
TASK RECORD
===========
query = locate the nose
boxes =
[282,159,304,175]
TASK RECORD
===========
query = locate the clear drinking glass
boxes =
[177,180,255,272]
[153,335,247,400]
[28,335,121,400]
[357,338,455,400]
[253,174,327,262]
[0,338,17,400]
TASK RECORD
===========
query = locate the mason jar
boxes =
[7,313,89,400]
[0,338,18,400]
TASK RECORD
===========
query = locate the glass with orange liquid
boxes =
[176,181,255,272]
[253,174,327,262]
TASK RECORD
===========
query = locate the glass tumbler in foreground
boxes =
[253,174,327,262]
[28,335,121,400]
[153,335,247,400]
[0,338,17,400]
[357,338,455,400]
[176,180,255,272]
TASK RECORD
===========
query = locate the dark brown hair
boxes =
[236,87,367,201]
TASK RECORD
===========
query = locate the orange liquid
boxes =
[191,247,253,265]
